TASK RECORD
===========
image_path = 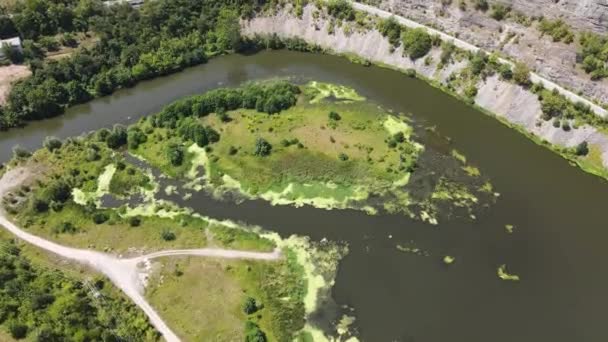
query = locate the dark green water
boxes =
[3,51,608,342]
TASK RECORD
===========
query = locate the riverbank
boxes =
[241,2,608,181]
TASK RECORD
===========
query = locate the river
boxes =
[2,50,608,342]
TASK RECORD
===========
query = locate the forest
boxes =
[0,0,269,129]
[0,239,158,341]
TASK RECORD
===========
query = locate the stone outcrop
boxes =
[374,0,608,105]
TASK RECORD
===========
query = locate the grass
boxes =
[15,202,209,254]
[146,250,307,341]
[193,83,421,211]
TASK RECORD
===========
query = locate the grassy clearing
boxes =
[191,83,421,212]
[146,235,349,342]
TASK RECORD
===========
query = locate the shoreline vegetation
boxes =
[0,0,606,183]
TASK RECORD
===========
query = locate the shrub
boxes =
[575,141,589,156]
[54,221,78,234]
[469,50,488,75]
[338,153,349,161]
[245,321,267,342]
[166,144,184,166]
[12,145,31,159]
[243,297,258,314]
[326,0,355,21]
[43,180,71,203]
[254,138,272,157]
[106,125,128,149]
[92,212,109,224]
[128,216,141,227]
[489,4,510,21]
[473,0,488,11]
[328,111,341,121]
[9,323,27,339]
[30,197,49,213]
[228,146,238,155]
[513,62,531,86]
[161,230,176,241]
[464,84,478,98]
[43,136,62,152]
[393,132,405,143]
[377,16,402,47]
[499,64,513,80]
[127,128,147,149]
[402,28,432,60]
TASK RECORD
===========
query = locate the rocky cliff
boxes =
[374,0,608,105]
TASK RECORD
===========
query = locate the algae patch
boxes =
[497,264,520,281]
[72,163,116,206]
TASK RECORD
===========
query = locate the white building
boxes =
[0,37,22,59]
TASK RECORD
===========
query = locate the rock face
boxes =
[375,0,608,104]
[241,4,608,168]
[493,0,608,34]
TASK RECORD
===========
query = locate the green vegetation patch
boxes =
[0,238,158,341]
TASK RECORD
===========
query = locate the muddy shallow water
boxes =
[3,50,608,341]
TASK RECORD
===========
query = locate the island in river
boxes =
[0,80,492,341]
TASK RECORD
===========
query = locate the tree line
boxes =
[0,0,262,129]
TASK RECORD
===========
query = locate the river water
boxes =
[2,51,608,342]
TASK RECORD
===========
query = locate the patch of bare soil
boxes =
[0,64,31,105]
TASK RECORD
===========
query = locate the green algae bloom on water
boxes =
[443,255,456,265]
[497,264,520,281]
[505,224,515,234]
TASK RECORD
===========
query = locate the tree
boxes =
[377,16,402,47]
[513,62,531,86]
[254,138,272,157]
[166,143,184,166]
[328,111,341,121]
[106,125,128,149]
[216,8,241,52]
[402,28,432,60]
[43,136,62,152]
[161,230,176,241]
[245,321,267,342]
[575,141,589,156]
[243,297,258,314]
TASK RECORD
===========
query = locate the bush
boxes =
[464,84,478,98]
[575,141,589,156]
[377,16,402,47]
[54,221,78,234]
[254,138,272,157]
[326,0,355,21]
[128,216,141,227]
[245,321,267,342]
[469,50,488,75]
[43,136,62,152]
[338,153,349,161]
[228,146,238,155]
[473,0,488,11]
[243,297,258,314]
[43,180,71,203]
[489,4,510,21]
[106,125,128,149]
[12,145,31,159]
[393,132,405,143]
[402,28,432,60]
[30,197,49,213]
[9,323,27,339]
[513,62,531,86]
[166,144,184,166]
[538,19,574,43]
[161,230,176,241]
[127,128,147,149]
[328,111,341,121]
[92,212,109,224]
[499,64,513,80]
